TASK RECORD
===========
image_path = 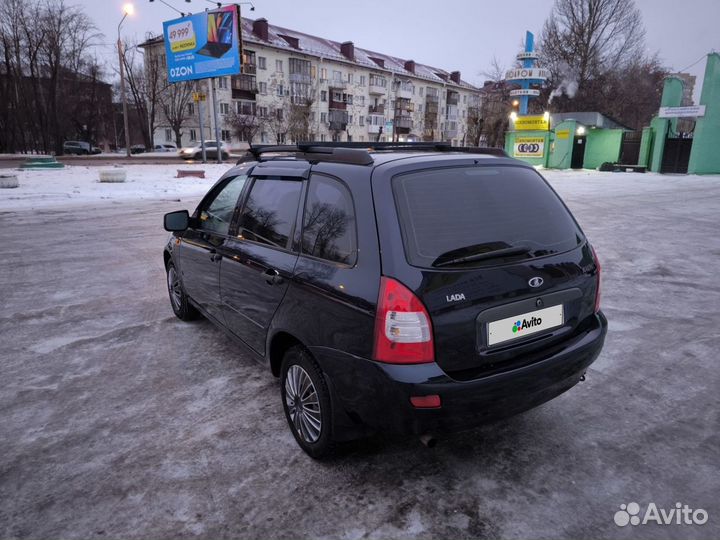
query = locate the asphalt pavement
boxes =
[0,173,718,540]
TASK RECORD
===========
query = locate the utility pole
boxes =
[210,77,222,164]
[117,6,133,157]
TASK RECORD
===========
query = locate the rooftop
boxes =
[141,17,480,91]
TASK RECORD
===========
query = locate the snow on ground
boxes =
[1,162,719,212]
[0,163,231,210]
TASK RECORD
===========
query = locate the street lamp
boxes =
[118,3,134,157]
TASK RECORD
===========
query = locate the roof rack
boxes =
[236,141,508,165]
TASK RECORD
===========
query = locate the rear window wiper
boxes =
[432,245,531,268]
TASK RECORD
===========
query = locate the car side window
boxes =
[301,175,357,265]
[237,177,303,249]
[198,175,248,235]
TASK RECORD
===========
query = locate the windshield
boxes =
[392,165,583,268]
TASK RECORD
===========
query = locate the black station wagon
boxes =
[163,143,607,458]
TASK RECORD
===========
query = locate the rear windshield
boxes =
[392,165,583,268]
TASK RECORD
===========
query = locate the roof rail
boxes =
[236,141,507,165]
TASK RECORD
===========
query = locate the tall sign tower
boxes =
[504,31,549,115]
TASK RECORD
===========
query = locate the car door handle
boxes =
[263,268,283,285]
[209,249,222,262]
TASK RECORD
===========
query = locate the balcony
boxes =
[395,86,413,100]
[394,117,412,131]
[424,116,438,129]
[446,91,459,105]
[368,113,384,133]
[369,81,386,95]
[368,104,385,115]
[242,63,257,75]
[329,96,347,110]
[329,110,348,131]
[231,75,258,100]
[425,93,439,103]
[328,79,347,90]
[443,129,458,139]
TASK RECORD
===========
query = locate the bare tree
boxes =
[0,0,107,154]
[159,80,194,148]
[539,0,646,106]
[122,39,165,149]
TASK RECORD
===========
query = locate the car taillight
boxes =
[372,276,434,364]
[591,245,601,313]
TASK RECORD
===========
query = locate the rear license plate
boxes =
[487,304,564,346]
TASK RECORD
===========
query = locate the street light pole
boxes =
[118,6,133,157]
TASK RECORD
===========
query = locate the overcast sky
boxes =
[89,0,718,101]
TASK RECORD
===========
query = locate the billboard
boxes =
[163,6,242,83]
[514,136,545,158]
[513,115,550,131]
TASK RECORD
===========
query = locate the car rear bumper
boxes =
[311,312,607,438]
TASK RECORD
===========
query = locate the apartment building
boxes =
[140,17,483,149]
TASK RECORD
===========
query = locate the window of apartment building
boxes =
[277,132,286,144]
[165,129,172,141]
[332,133,340,142]
[220,103,230,114]
[189,129,197,141]
[348,114,352,125]
[320,134,326,142]
[419,87,424,97]
[320,90,327,101]
[275,59,283,72]
[216,77,227,89]
[346,94,353,105]
[259,81,267,94]
[347,73,353,84]
[237,101,255,115]
[277,84,284,96]
[360,75,366,86]
[261,131,269,143]
[276,108,283,121]
[463,94,467,103]
[347,134,352,142]
[442,107,445,114]
[289,58,312,78]
[418,104,423,113]
[320,67,327,80]
[221,129,231,141]
[332,70,342,82]
[321,112,327,124]
[310,112,316,122]
[332,91,342,101]
[359,115,364,126]
[258,106,268,117]
[258,56,266,70]
[369,74,386,87]
[356,95,364,106]
[360,135,365,142]
[187,103,194,115]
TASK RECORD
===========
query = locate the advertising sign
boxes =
[509,89,540,97]
[163,6,242,83]
[513,115,550,131]
[504,68,550,81]
[514,136,545,158]
[659,105,706,118]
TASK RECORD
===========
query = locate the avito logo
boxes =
[512,316,542,334]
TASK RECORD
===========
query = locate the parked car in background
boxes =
[179,140,230,160]
[154,143,177,152]
[91,147,102,155]
[130,145,146,155]
[162,142,607,458]
[63,141,91,155]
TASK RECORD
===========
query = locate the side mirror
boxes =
[164,210,190,232]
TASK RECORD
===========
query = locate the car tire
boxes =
[221,152,229,160]
[166,261,199,321]
[280,345,334,459]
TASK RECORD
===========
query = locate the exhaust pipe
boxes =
[419,434,437,448]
